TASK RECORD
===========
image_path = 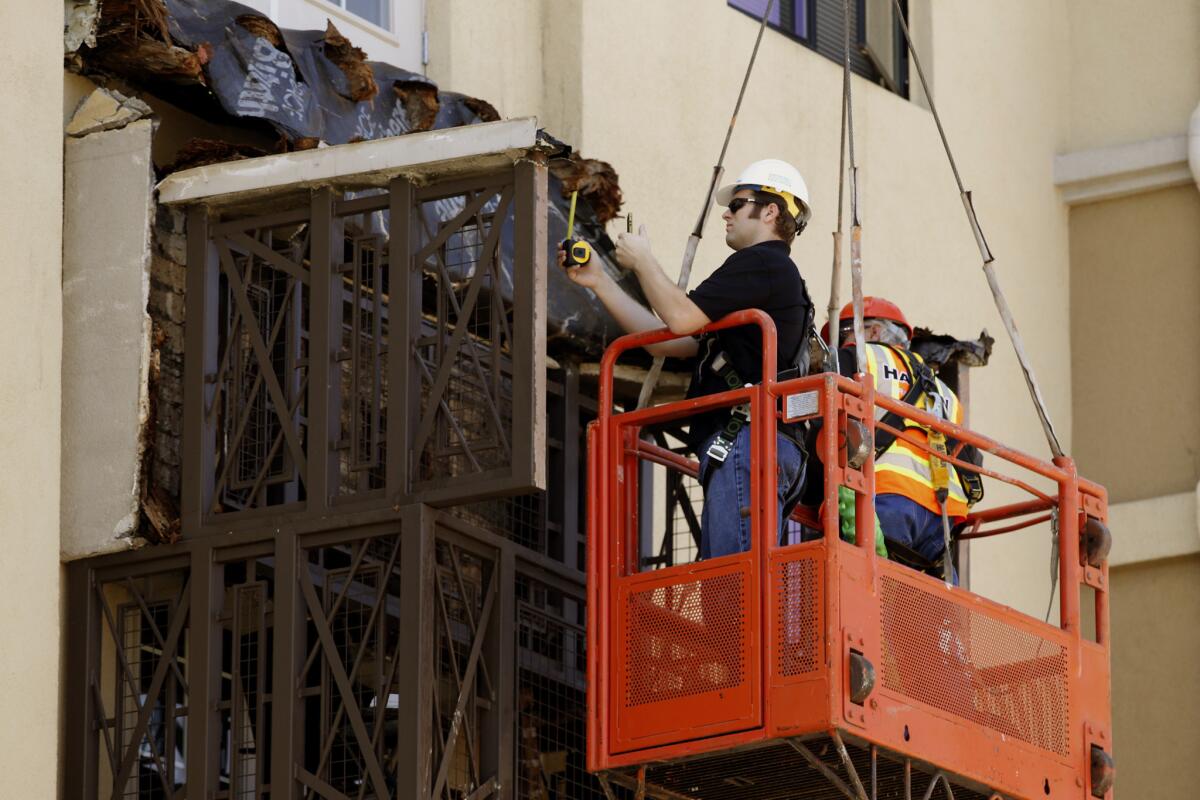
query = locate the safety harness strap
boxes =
[704,350,752,464]
[702,322,813,465]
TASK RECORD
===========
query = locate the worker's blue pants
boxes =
[697,427,805,559]
[876,493,959,584]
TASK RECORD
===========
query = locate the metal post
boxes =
[269,529,302,798]
[832,730,871,800]
[561,362,583,572]
[485,546,516,795]
[1055,456,1081,635]
[388,176,415,502]
[182,205,216,534]
[513,156,549,491]
[186,549,222,799]
[308,188,336,512]
[397,505,436,796]
[64,563,99,799]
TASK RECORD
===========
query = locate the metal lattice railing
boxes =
[183,163,546,534]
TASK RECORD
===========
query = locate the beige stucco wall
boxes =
[1063,7,1200,795]
[1066,0,1200,150]
[1070,185,1200,502]
[0,3,63,797]
[1108,554,1200,797]
[433,0,1074,617]
[426,0,580,146]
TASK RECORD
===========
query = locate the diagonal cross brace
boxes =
[431,563,497,799]
[410,190,513,462]
[299,562,391,798]
[111,581,191,792]
[417,211,512,461]
[217,239,310,483]
[413,186,507,267]
[226,231,311,284]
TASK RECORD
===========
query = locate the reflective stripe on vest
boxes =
[863,343,969,518]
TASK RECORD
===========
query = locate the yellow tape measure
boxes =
[562,190,591,266]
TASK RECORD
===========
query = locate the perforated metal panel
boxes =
[622,572,747,708]
[879,572,1070,756]
[774,554,822,677]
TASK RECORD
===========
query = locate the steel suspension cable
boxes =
[825,4,851,356]
[890,0,1065,459]
[636,0,775,409]
[843,0,868,375]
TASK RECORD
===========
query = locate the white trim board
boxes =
[157,117,540,207]
[1107,483,1200,568]
[1055,134,1191,206]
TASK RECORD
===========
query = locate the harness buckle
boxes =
[706,438,732,464]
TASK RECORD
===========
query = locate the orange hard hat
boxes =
[819,297,913,341]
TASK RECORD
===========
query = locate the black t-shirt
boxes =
[685,240,813,452]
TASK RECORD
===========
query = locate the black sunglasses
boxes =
[727,197,768,215]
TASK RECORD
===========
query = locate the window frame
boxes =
[727,0,814,47]
[316,0,393,33]
[726,0,909,99]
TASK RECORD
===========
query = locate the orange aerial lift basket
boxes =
[587,310,1114,800]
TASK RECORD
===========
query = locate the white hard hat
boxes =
[716,159,812,224]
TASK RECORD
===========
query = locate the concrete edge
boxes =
[1055,134,1190,206]
[156,116,540,205]
[1107,482,1200,567]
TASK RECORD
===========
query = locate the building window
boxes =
[331,0,390,30]
[727,0,908,97]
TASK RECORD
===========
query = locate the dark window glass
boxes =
[728,0,809,41]
[727,0,908,98]
[345,0,390,30]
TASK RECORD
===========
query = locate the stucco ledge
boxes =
[1106,483,1200,568]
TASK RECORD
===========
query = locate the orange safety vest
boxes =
[862,344,970,519]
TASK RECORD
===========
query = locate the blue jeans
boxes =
[697,428,805,559]
[876,493,958,584]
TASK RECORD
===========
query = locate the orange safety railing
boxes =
[587,310,1114,800]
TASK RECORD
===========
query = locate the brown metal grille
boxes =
[228,581,269,798]
[879,572,1071,756]
[774,553,822,677]
[336,213,390,497]
[73,506,596,799]
[96,571,191,799]
[185,160,546,532]
[451,367,593,568]
[515,574,612,799]
[214,556,274,800]
[413,186,516,488]
[431,538,498,798]
[211,219,311,512]
[296,534,404,798]
[457,491,547,553]
[622,572,747,708]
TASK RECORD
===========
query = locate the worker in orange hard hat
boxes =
[819,296,912,343]
[823,298,983,583]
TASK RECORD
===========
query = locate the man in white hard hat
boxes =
[560,159,815,558]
